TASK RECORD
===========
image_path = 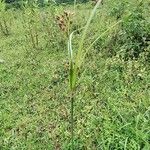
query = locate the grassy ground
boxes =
[0,0,150,149]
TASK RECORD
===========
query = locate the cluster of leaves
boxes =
[93,0,150,63]
[119,1,150,61]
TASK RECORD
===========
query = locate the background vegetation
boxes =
[0,0,150,149]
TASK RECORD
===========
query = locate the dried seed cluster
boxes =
[56,10,74,34]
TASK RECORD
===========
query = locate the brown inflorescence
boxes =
[56,10,74,35]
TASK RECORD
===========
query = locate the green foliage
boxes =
[93,0,150,61]
[120,3,150,60]
[0,0,150,149]
[0,0,6,11]
[109,0,127,19]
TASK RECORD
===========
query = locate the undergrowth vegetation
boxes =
[0,0,150,149]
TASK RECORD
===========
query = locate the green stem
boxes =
[71,91,74,150]
[74,0,76,12]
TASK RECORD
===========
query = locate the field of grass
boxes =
[0,0,150,149]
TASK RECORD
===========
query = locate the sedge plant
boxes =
[68,0,123,149]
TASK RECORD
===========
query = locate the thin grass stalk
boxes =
[74,0,77,11]
[29,25,36,49]
[0,21,3,34]
[35,29,39,48]
[3,19,9,35]
[70,90,74,150]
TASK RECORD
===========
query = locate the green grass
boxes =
[0,0,150,149]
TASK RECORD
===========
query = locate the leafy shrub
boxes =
[100,1,150,61]
[120,3,150,60]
